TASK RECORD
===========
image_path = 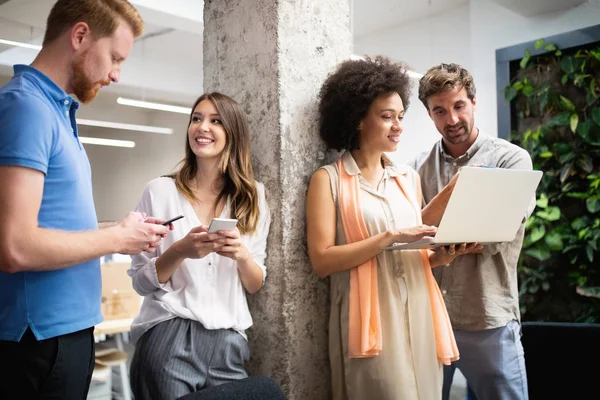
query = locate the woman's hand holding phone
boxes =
[215,227,250,262]
[173,225,228,259]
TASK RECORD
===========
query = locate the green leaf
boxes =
[539,90,549,112]
[577,119,591,137]
[547,112,571,127]
[554,142,570,154]
[559,152,575,164]
[587,196,600,213]
[586,91,598,107]
[572,218,587,230]
[577,286,600,298]
[525,217,536,229]
[544,43,557,52]
[560,56,577,74]
[555,50,562,57]
[536,206,561,221]
[530,225,546,243]
[586,245,594,262]
[577,154,594,173]
[561,181,577,193]
[590,49,600,62]
[592,107,600,126]
[574,74,591,87]
[534,39,545,50]
[544,232,564,251]
[539,151,553,158]
[536,194,548,208]
[559,95,576,111]
[577,120,600,146]
[563,244,580,253]
[561,74,568,85]
[525,248,551,261]
[560,162,574,183]
[570,113,579,133]
[522,84,534,97]
[520,49,531,69]
[570,253,579,264]
[505,86,518,102]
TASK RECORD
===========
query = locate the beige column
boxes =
[203,0,352,398]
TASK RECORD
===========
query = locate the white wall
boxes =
[354,0,600,164]
[354,4,472,163]
[78,95,190,222]
[469,0,600,138]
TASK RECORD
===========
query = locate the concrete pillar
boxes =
[203,1,351,398]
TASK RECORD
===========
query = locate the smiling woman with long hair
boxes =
[127,92,271,400]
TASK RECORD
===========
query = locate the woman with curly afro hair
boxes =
[306,56,478,400]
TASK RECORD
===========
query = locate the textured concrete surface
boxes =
[204,1,351,398]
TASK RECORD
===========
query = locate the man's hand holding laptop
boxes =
[429,242,483,267]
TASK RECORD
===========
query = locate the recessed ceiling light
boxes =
[117,97,191,114]
[77,118,173,135]
[0,38,42,51]
[79,137,135,148]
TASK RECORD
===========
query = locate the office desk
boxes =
[95,318,134,336]
[95,318,134,400]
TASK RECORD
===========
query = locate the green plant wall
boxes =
[504,38,600,322]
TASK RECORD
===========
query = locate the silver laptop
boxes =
[383,167,543,250]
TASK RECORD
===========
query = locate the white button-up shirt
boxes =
[128,177,271,343]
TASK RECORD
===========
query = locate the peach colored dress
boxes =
[322,151,442,400]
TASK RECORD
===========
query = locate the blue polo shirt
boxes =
[0,65,102,341]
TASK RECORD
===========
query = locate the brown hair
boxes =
[318,55,412,151]
[418,63,476,110]
[43,0,144,46]
[170,93,260,235]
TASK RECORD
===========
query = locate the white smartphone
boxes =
[207,218,238,233]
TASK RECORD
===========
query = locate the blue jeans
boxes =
[442,320,528,400]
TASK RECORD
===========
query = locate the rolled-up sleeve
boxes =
[127,183,168,296]
[481,147,535,256]
[249,183,271,283]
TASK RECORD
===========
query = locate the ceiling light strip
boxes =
[117,97,192,114]
[0,38,42,50]
[77,118,173,135]
[79,137,135,148]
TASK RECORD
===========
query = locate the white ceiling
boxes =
[489,0,588,17]
[0,0,584,105]
[0,0,203,105]
[352,0,469,38]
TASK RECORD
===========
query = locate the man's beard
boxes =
[443,119,473,144]
[72,51,110,104]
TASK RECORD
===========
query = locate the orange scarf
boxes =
[337,157,459,365]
